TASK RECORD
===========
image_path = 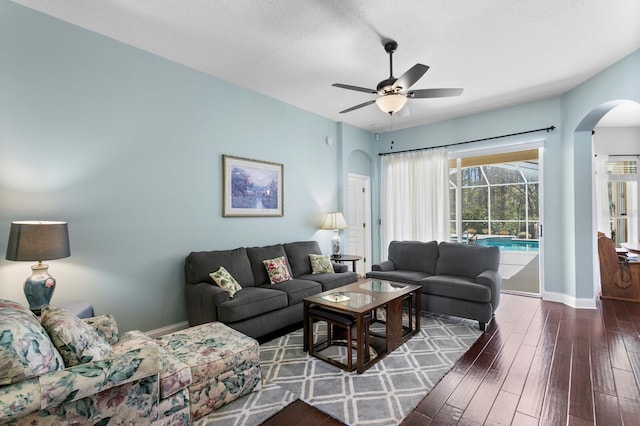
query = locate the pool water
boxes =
[474,237,539,251]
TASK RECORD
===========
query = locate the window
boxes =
[606,158,638,246]
[449,150,539,240]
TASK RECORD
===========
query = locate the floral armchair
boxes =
[0,299,190,425]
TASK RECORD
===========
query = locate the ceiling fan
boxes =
[332,40,463,115]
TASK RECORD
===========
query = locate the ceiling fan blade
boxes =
[408,88,464,98]
[392,64,429,90]
[332,83,378,94]
[339,100,376,113]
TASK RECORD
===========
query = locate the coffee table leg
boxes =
[356,314,363,373]
[303,301,309,352]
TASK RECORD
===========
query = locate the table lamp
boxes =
[5,221,71,315]
[320,212,349,256]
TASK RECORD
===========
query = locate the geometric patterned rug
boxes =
[259,312,481,425]
[197,312,481,426]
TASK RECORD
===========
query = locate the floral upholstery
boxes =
[84,314,119,345]
[40,305,113,366]
[0,299,260,424]
[263,256,292,284]
[156,322,262,420]
[114,330,193,399]
[0,301,63,385]
[309,254,335,274]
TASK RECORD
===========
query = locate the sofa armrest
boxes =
[332,262,348,273]
[476,269,502,310]
[39,346,160,410]
[371,260,395,271]
[185,282,229,325]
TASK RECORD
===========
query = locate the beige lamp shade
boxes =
[320,212,349,230]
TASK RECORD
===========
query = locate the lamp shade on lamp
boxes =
[320,212,349,256]
[6,221,70,314]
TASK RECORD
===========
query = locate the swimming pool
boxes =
[475,237,540,252]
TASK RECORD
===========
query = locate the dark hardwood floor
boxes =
[261,293,640,425]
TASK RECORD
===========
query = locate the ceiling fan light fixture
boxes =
[375,94,407,115]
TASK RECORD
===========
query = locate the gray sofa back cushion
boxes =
[435,242,500,279]
[185,247,255,286]
[246,244,291,285]
[388,240,439,274]
[283,241,322,277]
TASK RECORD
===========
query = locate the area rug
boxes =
[259,312,482,425]
[194,382,297,425]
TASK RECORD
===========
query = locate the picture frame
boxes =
[223,155,284,217]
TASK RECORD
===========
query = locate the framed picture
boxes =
[223,155,284,217]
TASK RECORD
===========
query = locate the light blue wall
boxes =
[0,2,357,332]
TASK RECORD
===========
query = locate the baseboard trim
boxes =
[145,321,189,338]
[542,291,597,309]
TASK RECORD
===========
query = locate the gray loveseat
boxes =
[185,241,357,339]
[366,240,501,330]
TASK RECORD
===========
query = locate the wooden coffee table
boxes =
[303,279,421,373]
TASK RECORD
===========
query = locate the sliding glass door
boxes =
[450,149,541,295]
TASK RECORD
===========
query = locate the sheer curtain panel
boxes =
[380,147,450,258]
[595,154,610,237]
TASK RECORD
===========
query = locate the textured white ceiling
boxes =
[13,0,640,131]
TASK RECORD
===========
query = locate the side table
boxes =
[56,300,95,319]
[331,255,361,273]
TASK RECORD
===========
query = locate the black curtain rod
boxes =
[378,125,556,156]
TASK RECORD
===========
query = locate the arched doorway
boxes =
[580,100,640,297]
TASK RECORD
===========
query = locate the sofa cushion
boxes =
[267,278,322,305]
[156,322,262,418]
[185,247,255,287]
[83,314,119,345]
[283,241,322,276]
[421,275,493,303]
[263,256,292,284]
[309,254,335,274]
[388,240,439,274]
[41,305,113,366]
[297,271,359,291]
[0,300,64,385]
[247,244,291,285]
[365,270,431,285]
[210,266,243,297]
[435,242,500,279]
[216,287,288,323]
[113,330,192,399]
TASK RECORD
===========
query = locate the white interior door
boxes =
[347,174,372,276]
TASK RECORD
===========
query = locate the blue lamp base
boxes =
[24,263,56,315]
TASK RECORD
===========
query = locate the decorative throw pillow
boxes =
[309,254,335,274]
[0,300,64,385]
[209,266,243,297]
[41,305,113,366]
[263,256,292,285]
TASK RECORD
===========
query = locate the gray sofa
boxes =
[366,240,501,330]
[185,240,357,339]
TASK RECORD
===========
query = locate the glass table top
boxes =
[320,291,374,308]
[359,280,408,293]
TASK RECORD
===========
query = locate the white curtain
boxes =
[595,155,610,237]
[380,147,450,258]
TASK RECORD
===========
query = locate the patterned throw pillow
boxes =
[41,305,113,366]
[209,266,243,297]
[309,254,335,274]
[0,300,64,384]
[263,256,292,284]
